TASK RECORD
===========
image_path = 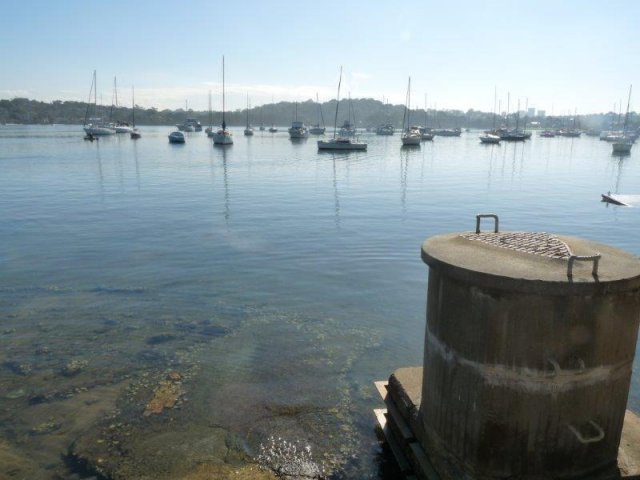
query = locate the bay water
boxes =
[0,125,638,478]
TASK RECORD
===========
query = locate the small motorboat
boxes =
[168,131,185,143]
[479,133,501,144]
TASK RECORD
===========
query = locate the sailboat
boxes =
[213,56,233,145]
[612,84,633,156]
[288,102,309,139]
[259,106,265,131]
[338,95,356,137]
[112,77,133,133]
[83,71,116,137]
[206,90,214,137]
[480,87,500,144]
[268,97,278,133]
[318,67,367,151]
[421,93,434,140]
[244,94,254,136]
[130,86,141,139]
[401,77,421,146]
[309,93,326,135]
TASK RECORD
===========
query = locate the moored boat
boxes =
[288,103,308,139]
[376,124,394,135]
[212,56,233,146]
[318,66,367,152]
[479,133,500,144]
[83,71,116,136]
[168,131,185,143]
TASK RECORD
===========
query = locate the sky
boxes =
[0,0,638,115]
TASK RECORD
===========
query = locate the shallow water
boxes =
[1,125,639,478]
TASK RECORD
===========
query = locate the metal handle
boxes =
[568,421,605,444]
[475,214,499,234]
[567,254,601,278]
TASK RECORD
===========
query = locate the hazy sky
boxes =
[1,0,637,114]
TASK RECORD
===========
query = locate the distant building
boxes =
[537,110,546,118]
[527,107,535,117]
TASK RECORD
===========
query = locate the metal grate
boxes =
[460,232,572,259]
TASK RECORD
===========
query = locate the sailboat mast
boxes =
[208,90,212,129]
[333,66,342,138]
[84,70,96,126]
[131,86,135,127]
[492,86,497,130]
[622,84,633,133]
[222,56,226,130]
[246,93,250,128]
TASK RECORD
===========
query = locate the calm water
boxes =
[1,125,639,479]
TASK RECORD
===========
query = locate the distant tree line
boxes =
[0,97,637,131]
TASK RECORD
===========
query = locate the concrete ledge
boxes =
[375,367,640,480]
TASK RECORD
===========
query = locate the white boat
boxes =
[244,94,254,136]
[402,128,421,145]
[177,117,202,132]
[83,71,116,136]
[168,131,185,143]
[420,128,434,141]
[309,93,326,135]
[612,85,634,156]
[212,56,233,146]
[317,66,367,152]
[376,124,394,135]
[114,122,133,134]
[288,103,308,138]
[612,141,632,155]
[400,77,421,147]
[289,121,308,138]
[130,86,141,139]
[479,133,501,144]
[318,137,367,150]
[84,122,116,136]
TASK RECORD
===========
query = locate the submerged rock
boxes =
[143,371,184,416]
[62,359,88,377]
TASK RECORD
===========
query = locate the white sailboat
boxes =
[612,84,633,156]
[288,102,308,139]
[212,56,233,145]
[112,77,133,133]
[244,94,254,136]
[83,70,116,137]
[130,86,141,139]
[401,77,421,146]
[318,67,367,151]
[309,93,326,135]
[268,97,278,133]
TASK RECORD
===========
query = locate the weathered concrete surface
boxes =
[421,233,640,295]
[619,410,640,477]
[382,367,640,479]
[419,232,640,478]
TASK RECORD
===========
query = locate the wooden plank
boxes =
[374,408,413,475]
[374,380,388,400]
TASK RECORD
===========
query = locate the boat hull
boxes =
[309,127,326,135]
[612,142,632,155]
[480,134,500,144]
[84,125,116,136]
[168,132,185,143]
[317,139,367,151]
[401,135,421,146]
[213,131,233,145]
